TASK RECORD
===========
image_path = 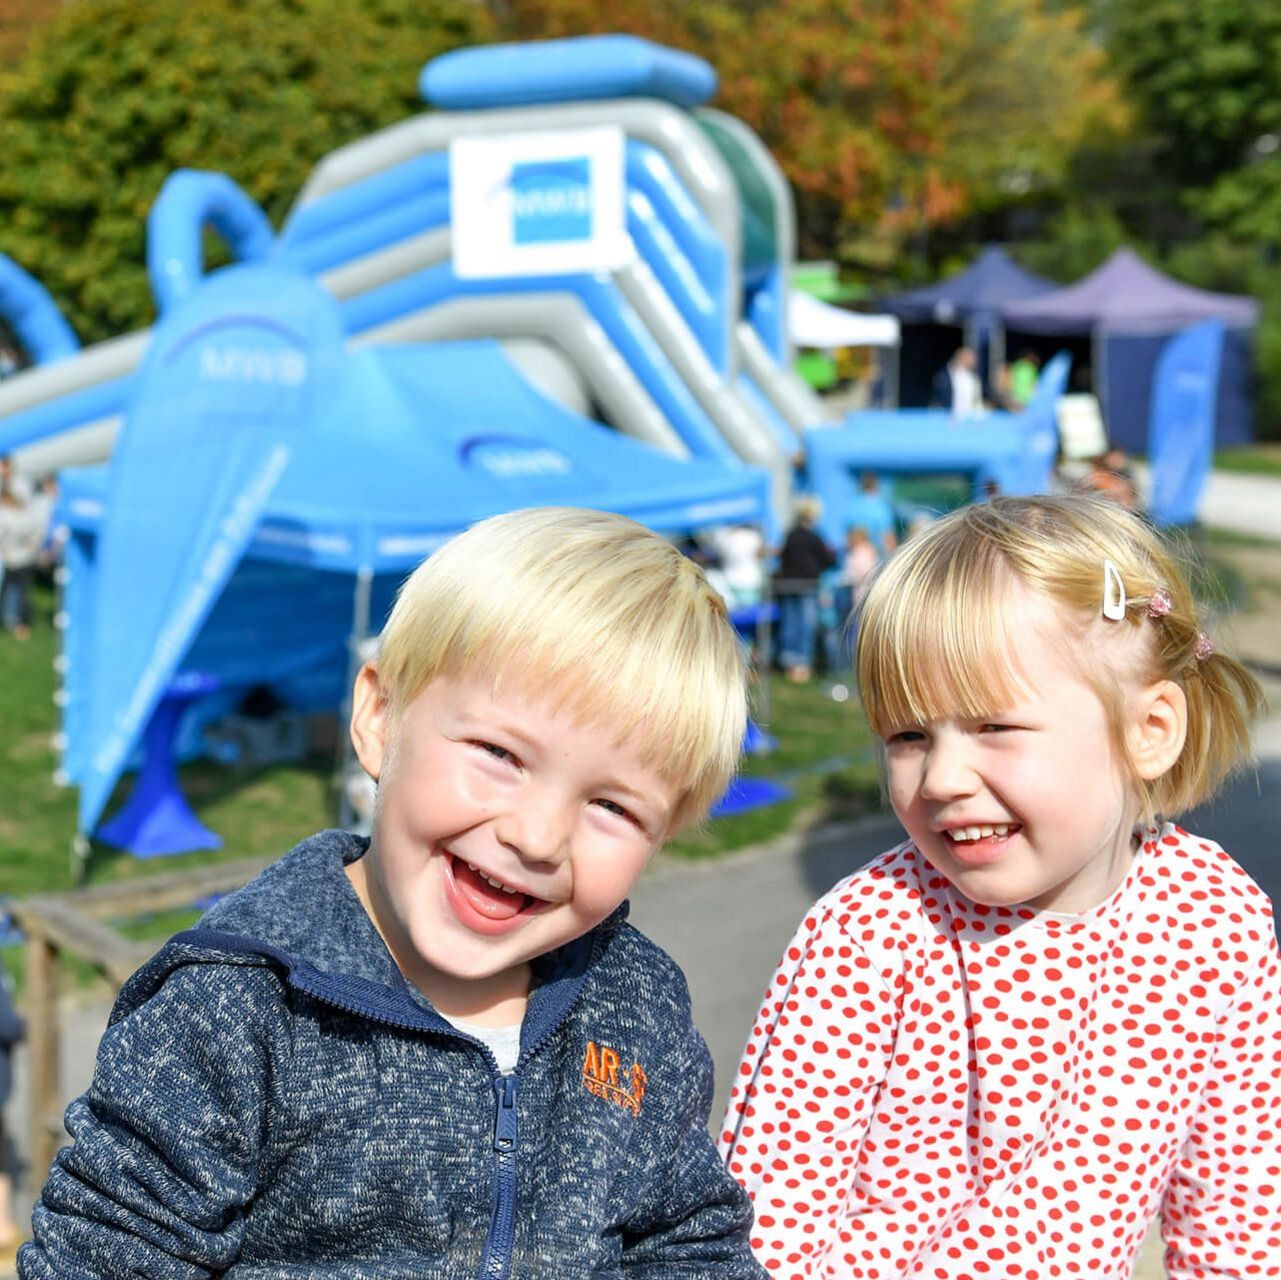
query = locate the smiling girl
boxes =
[720,495,1279,1278]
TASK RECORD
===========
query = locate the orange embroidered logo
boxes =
[581,1040,647,1116]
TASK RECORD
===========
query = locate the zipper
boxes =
[169,922,613,1279]
[284,956,524,1280]
[477,1074,520,1280]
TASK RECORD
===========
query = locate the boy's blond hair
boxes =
[856,495,1263,821]
[376,507,747,832]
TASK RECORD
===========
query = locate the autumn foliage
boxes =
[501,0,1122,255]
[504,0,959,249]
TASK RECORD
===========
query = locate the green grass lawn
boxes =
[0,583,881,983]
[1214,444,1281,478]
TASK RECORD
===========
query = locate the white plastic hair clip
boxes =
[1102,559,1127,621]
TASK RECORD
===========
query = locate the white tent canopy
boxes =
[788,291,900,349]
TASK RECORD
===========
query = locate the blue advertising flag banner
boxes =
[76,266,346,836]
[1148,321,1224,527]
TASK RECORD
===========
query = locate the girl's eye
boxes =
[476,741,518,765]
[980,723,1017,734]
[886,729,926,744]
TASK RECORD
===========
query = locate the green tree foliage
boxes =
[1013,203,1131,282]
[935,0,1127,216]
[1096,0,1281,436]
[1097,0,1281,245]
[0,0,493,343]
[501,0,954,255]
[1101,0,1281,188]
[500,0,1118,260]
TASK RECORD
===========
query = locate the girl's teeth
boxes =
[953,824,1011,842]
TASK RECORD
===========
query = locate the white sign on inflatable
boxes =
[450,127,633,279]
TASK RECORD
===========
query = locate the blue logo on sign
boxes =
[509,158,593,245]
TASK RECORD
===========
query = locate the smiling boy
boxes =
[23,508,766,1279]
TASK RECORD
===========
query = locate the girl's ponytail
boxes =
[1162,644,1263,816]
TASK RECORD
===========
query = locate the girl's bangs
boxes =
[858,556,1025,736]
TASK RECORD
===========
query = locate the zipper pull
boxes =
[493,1074,518,1152]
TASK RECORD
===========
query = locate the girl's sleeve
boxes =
[718,904,901,1277]
[19,962,291,1280]
[1160,916,1281,1277]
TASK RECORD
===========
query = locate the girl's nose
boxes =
[919,736,980,802]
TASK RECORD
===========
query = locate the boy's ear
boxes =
[350,662,391,781]
[1129,679,1188,781]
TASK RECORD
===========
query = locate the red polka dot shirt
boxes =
[720,824,1281,1278]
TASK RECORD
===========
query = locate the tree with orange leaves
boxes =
[501,0,1123,258]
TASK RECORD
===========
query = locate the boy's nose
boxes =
[493,789,573,867]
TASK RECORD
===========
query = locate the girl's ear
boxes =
[349,662,391,781]
[1130,679,1188,781]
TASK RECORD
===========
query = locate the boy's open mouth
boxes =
[445,854,548,931]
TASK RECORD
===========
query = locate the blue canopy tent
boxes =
[59,265,770,860]
[877,246,1057,406]
[1000,249,1259,450]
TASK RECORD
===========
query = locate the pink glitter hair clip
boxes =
[1146,587,1172,619]
[1194,632,1215,661]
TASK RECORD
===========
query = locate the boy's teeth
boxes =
[465,862,518,894]
[952,824,1011,842]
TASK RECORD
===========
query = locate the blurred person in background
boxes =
[1077,447,1140,511]
[1007,349,1041,408]
[0,960,24,1265]
[931,346,983,419]
[775,497,836,682]
[0,458,47,640]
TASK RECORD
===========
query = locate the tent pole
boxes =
[335,565,374,833]
[1094,327,1107,445]
[885,344,900,409]
[990,325,1006,397]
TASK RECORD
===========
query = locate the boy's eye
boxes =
[593,798,640,825]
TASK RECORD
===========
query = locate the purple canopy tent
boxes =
[877,246,1057,405]
[880,246,1056,329]
[1001,249,1259,449]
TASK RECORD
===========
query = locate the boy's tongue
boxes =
[454,859,528,921]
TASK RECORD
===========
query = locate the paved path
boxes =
[1141,464,1281,541]
[1198,469,1281,540]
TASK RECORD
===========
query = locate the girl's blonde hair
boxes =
[376,507,747,833]
[856,495,1262,820]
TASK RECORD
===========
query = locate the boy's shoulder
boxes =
[114,828,398,1027]
[195,828,409,987]
[582,917,697,1023]
[198,828,361,937]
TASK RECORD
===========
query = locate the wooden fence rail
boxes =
[8,856,272,1188]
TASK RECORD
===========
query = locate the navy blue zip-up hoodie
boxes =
[21,830,764,1279]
